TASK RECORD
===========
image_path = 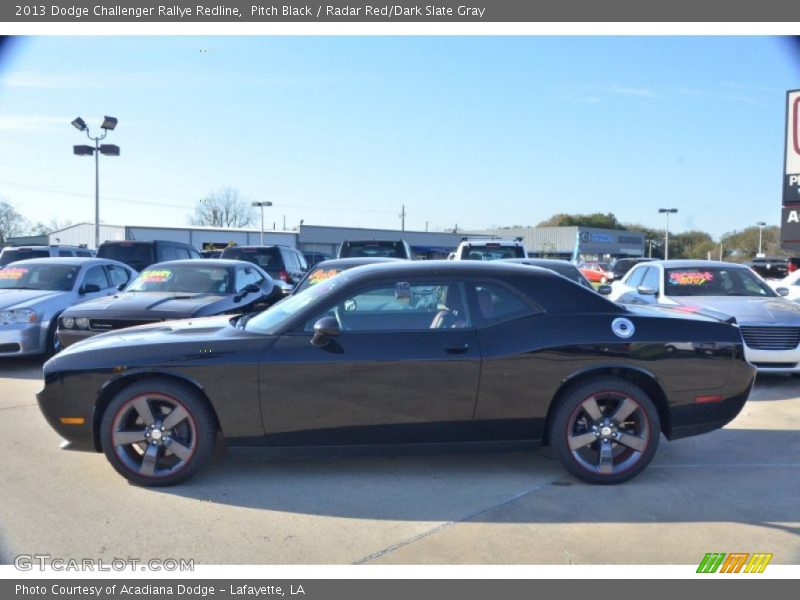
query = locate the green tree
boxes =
[537,212,626,230]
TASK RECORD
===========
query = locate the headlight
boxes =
[75,317,90,330]
[0,309,37,324]
[61,317,75,329]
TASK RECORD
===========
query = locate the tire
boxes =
[100,379,217,486]
[44,317,62,358]
[548,377,660,485]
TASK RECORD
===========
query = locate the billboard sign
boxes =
[781,90,800,248]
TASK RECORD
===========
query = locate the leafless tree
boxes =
[0,200,26,244]
[190,188,256,228]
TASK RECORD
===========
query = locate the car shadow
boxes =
[749,373,800,401]
[0,356,44,380]
[148,427,800,531]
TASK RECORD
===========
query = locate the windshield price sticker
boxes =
[669,271,714,285]
[140,270,173,283]
[307,269,342,286]
[0,267,27,280]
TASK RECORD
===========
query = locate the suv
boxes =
[221,245,309,287]
[610,257,654,281]
[0,245,95,267]
[337,240,412,259]
[451,238,527,261]
[97,240,201,272]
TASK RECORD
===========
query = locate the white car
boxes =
[769,270,800,302]
[451,238,527,261]
[609,259,800,375]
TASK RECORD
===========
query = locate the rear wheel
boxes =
[100,379,217,486]
[548,377,660,484]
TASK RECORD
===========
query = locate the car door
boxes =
[78,264,117,298]
[258,278,482,446]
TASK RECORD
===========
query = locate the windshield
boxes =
[461,245,525,260]
[98,243,153,271]
[126,265,232,294]
[0,249,49,266]
[246,271,351,334]
[665,267,777,297]
[0,264,78,291]
[295,264,361,293]
[222,247,281,271]
[340,242,406,258]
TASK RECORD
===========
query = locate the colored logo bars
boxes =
[697,552,773,574]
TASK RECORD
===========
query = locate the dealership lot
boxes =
[1,357,799,565]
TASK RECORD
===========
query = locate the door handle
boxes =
[443,342,470,354]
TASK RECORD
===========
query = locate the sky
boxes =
[0,35,799,237]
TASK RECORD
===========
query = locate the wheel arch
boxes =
[92,371,220,452]
[542,366,671,445]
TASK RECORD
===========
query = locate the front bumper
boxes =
[0,321,48,356]
[745,346,800,373]
[57,327,101,348]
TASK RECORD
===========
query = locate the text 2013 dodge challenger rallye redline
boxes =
[37,261,756,486]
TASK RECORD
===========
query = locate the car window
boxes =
[98,243,154,271]
[105,264,132,288]
[640,267,660,292]
[223,247,282,271]
[472,282,535,325]
[235,266,266,292]
[664,267,776,297]
[76,250,92,257]
[306,281,470,332]
[58,250,74,257]
[625,266,647,288]
[160,246,183,261]
[82,265,111,290]
[127,265,231,293]
[295,250,308,270]
[460,245,525,260]
[282,249,298,271]
[0,249,49,265]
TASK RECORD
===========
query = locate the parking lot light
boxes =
[658,208,678,260]
[756,221,767,256]
[252,201,273,245]
[71,115,120,249]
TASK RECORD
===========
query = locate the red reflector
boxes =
[695,395,724,403]
[279,270,290,282]
[790,263,797,273]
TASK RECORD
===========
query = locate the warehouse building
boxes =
[473,226,645,261]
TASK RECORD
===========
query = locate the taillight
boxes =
[789,262,797,273]
[279,270,290,282]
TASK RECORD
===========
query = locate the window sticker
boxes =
[668,271,714,285]
[0,267,27,280]
[307,268,342,286]
[140,269,173,283]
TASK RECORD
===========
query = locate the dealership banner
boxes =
[3,0,800,22]
[2,579,797,600]
[782,90,800,248]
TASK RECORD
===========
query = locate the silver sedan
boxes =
[0,257,136,357]
[608,259,800,374]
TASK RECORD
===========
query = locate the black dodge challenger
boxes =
[37,261,756,486]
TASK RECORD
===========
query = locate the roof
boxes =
[647,259,750,269]
[338,259,551,282]
[146,259,262,269]
[5,257,124,267]
[312,257,402,268]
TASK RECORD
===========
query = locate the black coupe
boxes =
[38,261,755,486]
[57,259,278,348]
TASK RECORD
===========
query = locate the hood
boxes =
[0,288,64,310]
[670,296,800,325]
[63,291,230,317]
[57,314,240,356]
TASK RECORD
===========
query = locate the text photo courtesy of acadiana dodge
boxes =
[16,584,307,597]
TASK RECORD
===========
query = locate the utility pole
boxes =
[399,204,406,231]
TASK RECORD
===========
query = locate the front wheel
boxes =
[100,379,217,486]
[548,377,660,484]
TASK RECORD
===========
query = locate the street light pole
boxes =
[756,221,767,256]
[252,201,273,245]
[72,116,119,249]
[658,208,678,261]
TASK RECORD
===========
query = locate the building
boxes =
[473,226,645,261]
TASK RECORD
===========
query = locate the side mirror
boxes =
[117,283,126,291]
[311,316,340,347]
[80,283,101,295]
[776,287,790,297]
[637,286,658,296]
[245,282,261,294]
[597,284,613,295]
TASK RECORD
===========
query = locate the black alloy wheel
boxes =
[100,379,217,486]
[549,377,660,484]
